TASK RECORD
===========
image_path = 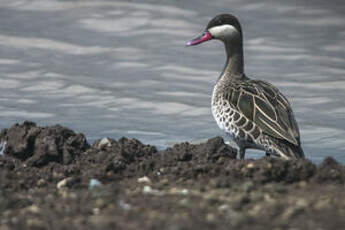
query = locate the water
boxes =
[0,0,344,163]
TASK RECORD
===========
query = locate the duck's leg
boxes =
[239,147,246,159]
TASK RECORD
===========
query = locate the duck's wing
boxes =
[226,79,301,146]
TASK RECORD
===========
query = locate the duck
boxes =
[187,14,304,160]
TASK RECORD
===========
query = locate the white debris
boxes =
[118,200,132,211]
[93,208,101,215]
[181,189,189,195]
[0,141,7,155]
[142,185,162,195]
[218,204,231,212]
[170,187,189,195]
[27,205,40,214]
[137,176,151,184]
[57,178,68,189]
[56,177,74,189]
[89,178,102,189]
[97,137,112,149]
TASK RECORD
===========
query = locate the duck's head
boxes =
[186,14,242,46]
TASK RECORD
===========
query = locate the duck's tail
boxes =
[270,139,305,160]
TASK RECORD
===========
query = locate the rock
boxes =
[0,157,15,171]
[0,225,10,230]
[218,204,231,212]
[89,215,116,228]
[36,179,46,187]
[26,205,40,214]
[181,189,189,195]
[241,181,254,193]
[314,197,332,210]
[93,208,101,215]
[281,201,306,220]
[27,218,45,229]
[206,213,216,222]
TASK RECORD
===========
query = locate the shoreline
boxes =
[0,121,344,229]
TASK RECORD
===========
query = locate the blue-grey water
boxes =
[0,0,344,163]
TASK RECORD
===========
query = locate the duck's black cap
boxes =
[206,14,242,36]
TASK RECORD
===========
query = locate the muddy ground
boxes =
[0,121,344,230]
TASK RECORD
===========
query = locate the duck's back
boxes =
[211,75,304,159]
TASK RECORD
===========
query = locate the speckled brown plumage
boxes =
[187,13,304,159]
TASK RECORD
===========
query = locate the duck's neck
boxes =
[220,38,244,81]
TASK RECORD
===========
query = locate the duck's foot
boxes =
[239,148,246,159]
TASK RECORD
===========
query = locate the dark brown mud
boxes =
[0,121,344,230]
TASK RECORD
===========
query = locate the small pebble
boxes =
[246,163,254,168]
[36,179,46,187]
[206,213,216,222]
[118,200,132,211]
[218,204,230,212]
[27,205,40,214]
[181,189,189,195]
[93,208,101,215]
[0,224,10,230]
[179,198,189,206]
[298,181,307,188]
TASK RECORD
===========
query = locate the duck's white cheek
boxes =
[209,25,238,38]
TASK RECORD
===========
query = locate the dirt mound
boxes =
[0,121,344,230]
[314,156,345,183]
[0,121,89,167]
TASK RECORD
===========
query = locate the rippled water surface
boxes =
[0,0,344,163]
